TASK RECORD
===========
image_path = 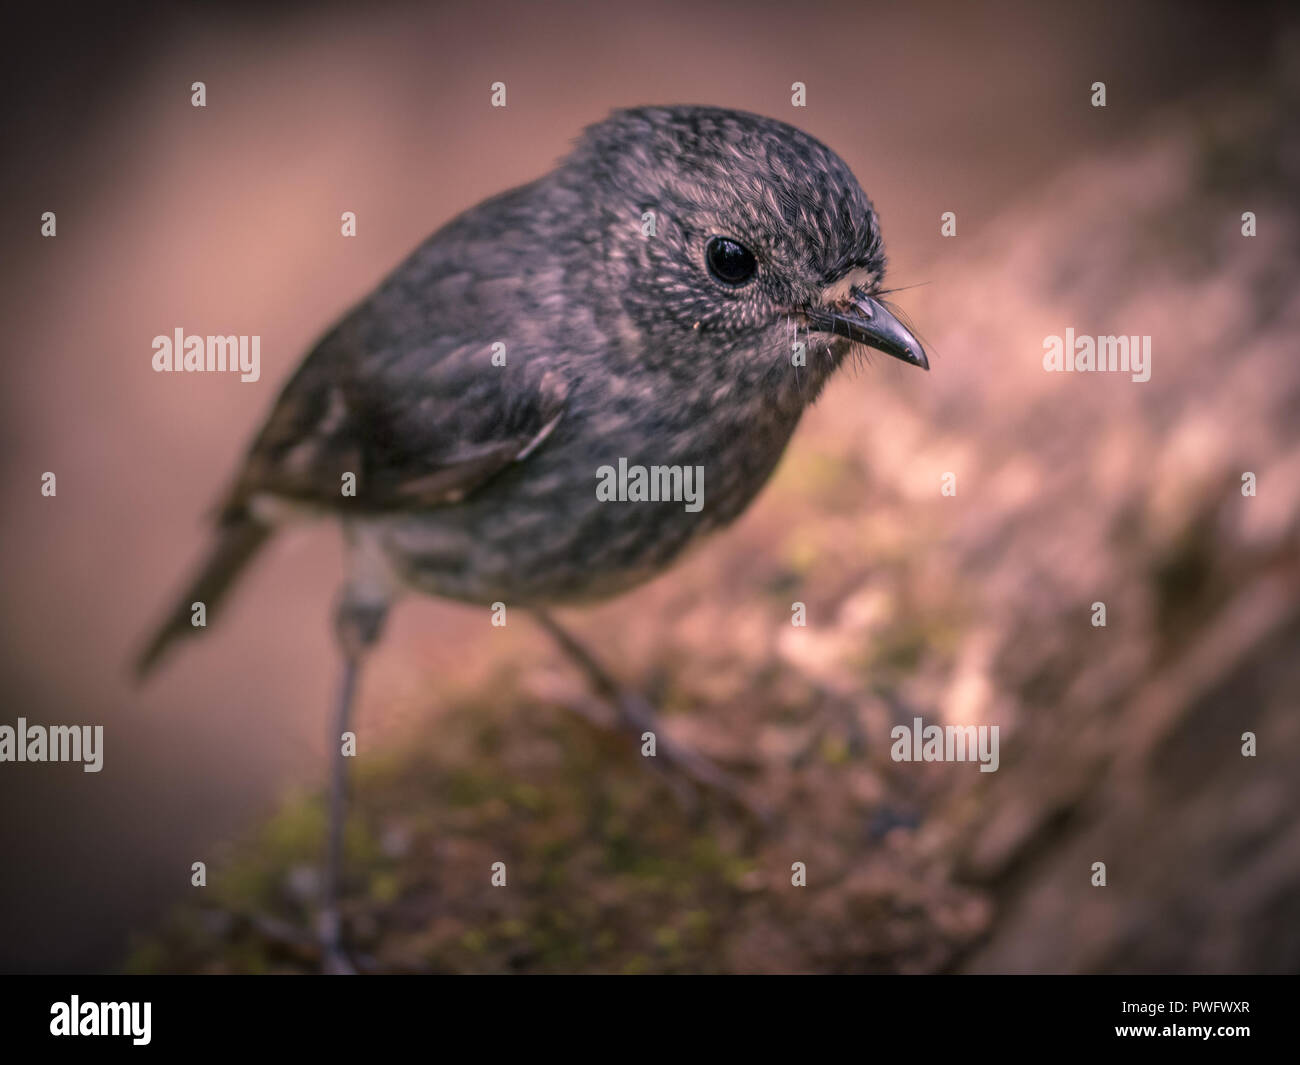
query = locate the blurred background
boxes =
[2,0,1297,973]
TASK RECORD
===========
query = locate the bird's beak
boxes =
[807,290,929,370]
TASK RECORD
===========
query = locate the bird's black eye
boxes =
[705,236,757,287]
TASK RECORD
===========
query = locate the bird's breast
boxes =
[375,377,802,607]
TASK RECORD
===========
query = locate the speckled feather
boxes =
[138,106,897,672]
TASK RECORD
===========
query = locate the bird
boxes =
[135,104,928,971]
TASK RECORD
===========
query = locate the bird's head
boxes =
[565,105,927,397]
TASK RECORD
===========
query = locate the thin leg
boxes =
[318,653,359,973]
[532,609,767,820]
[318,597,388,974]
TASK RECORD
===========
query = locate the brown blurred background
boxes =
[1,0,1296,973]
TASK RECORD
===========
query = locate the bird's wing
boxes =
[223,174,579,517]
[138,178,576,678]
[222,314,570,516]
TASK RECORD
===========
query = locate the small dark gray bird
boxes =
[136,105,927,970]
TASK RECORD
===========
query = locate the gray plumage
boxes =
[137,105,926,675]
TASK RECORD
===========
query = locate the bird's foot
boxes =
[316,908,358,975]
[227,910,366,972]
[532,610,771,824]
[321,946,358,975]
[611,689,772,824]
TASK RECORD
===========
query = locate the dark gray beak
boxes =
[807,290,929,370]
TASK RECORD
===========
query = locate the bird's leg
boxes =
[532,609,765,820]
[318,593,388,975]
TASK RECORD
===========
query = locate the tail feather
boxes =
[134,517,273,680]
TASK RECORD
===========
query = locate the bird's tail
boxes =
[134,515,273,680]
